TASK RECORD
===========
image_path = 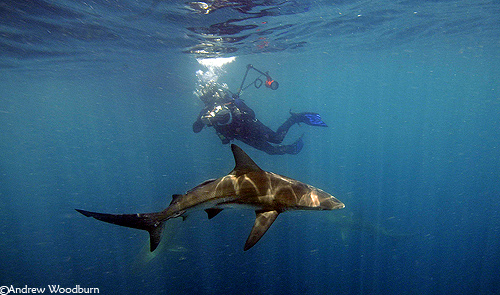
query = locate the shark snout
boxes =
[320,196,345,210]
[301,189,345,210]
[314,189,345,210]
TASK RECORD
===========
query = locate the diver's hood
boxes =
[197,82,233,105]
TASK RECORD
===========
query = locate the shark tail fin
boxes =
[75,209,164,252]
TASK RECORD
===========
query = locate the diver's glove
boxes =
[193,119,205,133]
[290,111,328,127]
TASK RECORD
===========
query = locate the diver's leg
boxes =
[238,119,305,154]
[255,141,286,155]
[248,119,286,144]
[269,112,328,144]
[240,136,303,155]
[269,116,296,144]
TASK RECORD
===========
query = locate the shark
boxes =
[76,144,345,251]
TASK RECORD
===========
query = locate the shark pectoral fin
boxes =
[205,208,223,219]
[244,210,280,251]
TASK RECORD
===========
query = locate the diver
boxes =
[192,65,327,155]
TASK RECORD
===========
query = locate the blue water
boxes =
[1,1,500,294]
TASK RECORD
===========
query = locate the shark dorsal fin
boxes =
[244,210,280,251]
[231,144,263,176]
[169,194,183,205]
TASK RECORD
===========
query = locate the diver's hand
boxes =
[193,119,205,133]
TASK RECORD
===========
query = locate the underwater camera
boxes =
[236,64,279,97]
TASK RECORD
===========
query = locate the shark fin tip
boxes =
[75,209,93,217]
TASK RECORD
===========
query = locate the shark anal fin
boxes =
[244,210,279,251]
[205,208,223,219]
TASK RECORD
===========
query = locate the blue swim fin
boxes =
[291,112,328,127]
[286,135,304,155]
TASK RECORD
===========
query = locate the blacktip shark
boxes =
[76,144,344,251]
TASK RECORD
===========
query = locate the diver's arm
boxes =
[233,99,255,119]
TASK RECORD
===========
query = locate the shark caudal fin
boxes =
[75,209,164,252]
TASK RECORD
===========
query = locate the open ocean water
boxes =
[1,0,500,294]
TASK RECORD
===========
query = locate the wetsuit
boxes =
[193,98,325,155]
